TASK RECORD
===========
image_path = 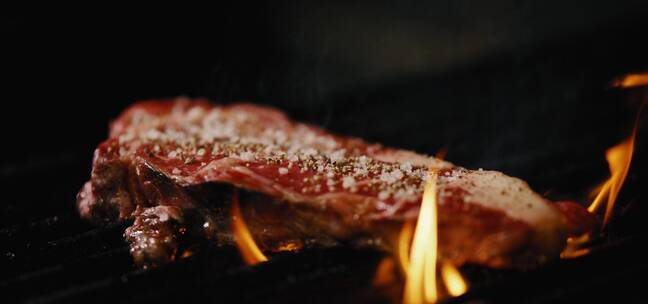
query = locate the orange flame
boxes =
[561,126,637,259]
[399,171,468,303]
[373,257,398,287]
[613,72,648,88]
[441,263,468,297]
[403,172,439,303]
[231,191,268,265]
[587,131,636,229]
[560,234,592,259]
[398,221,415,274]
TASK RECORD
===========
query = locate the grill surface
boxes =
[1,97,646,303]
[3,3,648,303]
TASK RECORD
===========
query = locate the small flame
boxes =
[398,221,415,274]
[403,172,439,303]
[231,191,268,265]
[441,263,468,297]
[561,126,637,258]
[613,73,648,88]
[272,241,303,253]
[560,234,592,259]
[399,171,468,303]
[435,147,448,160]
[373,257,398,287]
[587,132,636,228]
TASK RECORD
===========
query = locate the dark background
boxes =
[2,2,648,302]
[2,2,647,218]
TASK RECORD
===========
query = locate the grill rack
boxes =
[0,139,646,303]
[2,104,647,303]
[2,210,647,303]
[1,213,389,303]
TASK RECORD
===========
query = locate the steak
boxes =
[77,98,593,268]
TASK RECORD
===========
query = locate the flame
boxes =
[403,172,439,303]
[560,234,592,259]
[561,127,637,258]
[398,171,468,303]
[613,72,648,88]
[398,221,415,274]
[435,147,448,160]
[373,257,398,287]
[587,132,636,228]
[441,263,468,297]
[231,191,268,265]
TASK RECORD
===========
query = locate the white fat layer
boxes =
[440,169,563,228]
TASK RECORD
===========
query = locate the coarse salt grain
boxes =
[158,212,169,222]
[399,162,412,173]
[145,129,162,141]
[278,167,289,175]
[239,151,254,161]
[118,132,134,144]
[379,169,403,184]
[378,191,390,200]
[302,148,318,156]
[186,107,204,121]
[329,149,346,163]
[354,167,368,176]
[391,169,404,180]
[342,176,356,189]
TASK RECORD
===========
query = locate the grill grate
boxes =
[2,213,647,303]
[1,104,646,303]
[1,98,647,303]
[0,208,389,303]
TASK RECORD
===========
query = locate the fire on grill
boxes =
[227,96,640,303]
[74,81,639,303]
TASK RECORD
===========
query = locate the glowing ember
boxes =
[180,250,194,259]
[272,242,303,253]
[441,263,468,297]
[231,191,268,265]
[613,72,648,88]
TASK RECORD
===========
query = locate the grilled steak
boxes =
[77,98,593,268]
